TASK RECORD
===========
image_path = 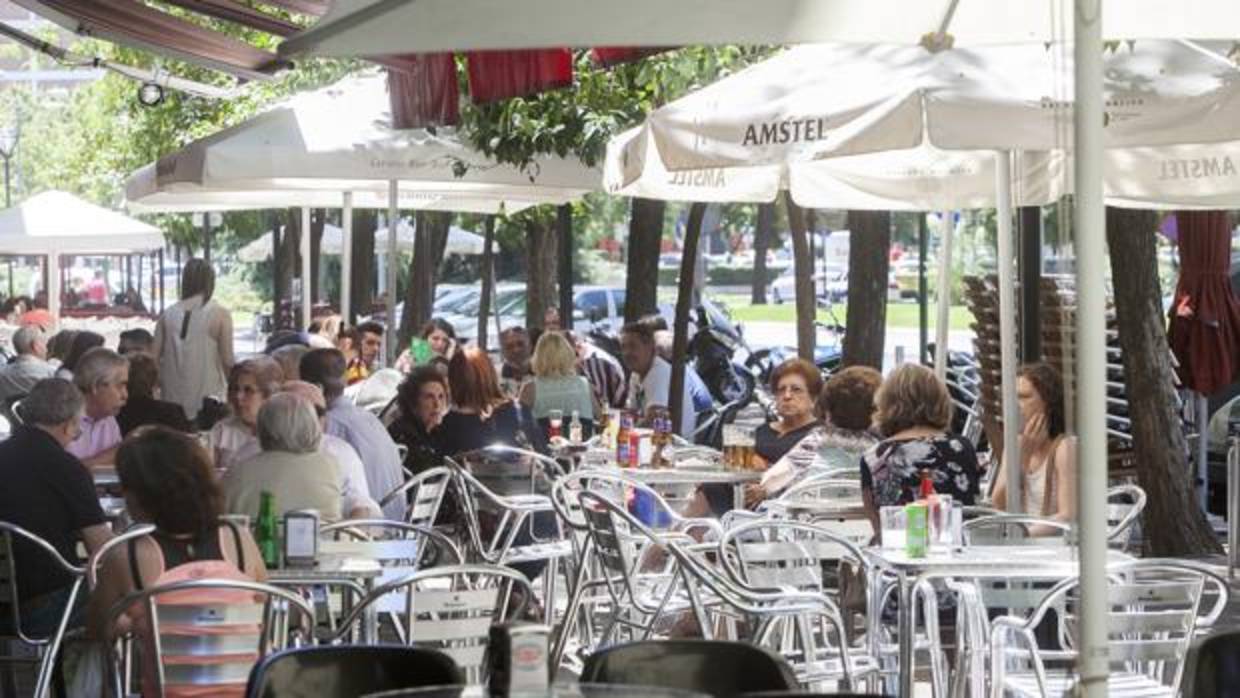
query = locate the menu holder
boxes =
[283,509,320,568]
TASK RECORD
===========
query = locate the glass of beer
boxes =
[736,426,757,470]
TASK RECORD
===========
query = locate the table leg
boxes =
[898,571,914,698]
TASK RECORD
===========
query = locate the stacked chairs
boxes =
[103,578,315,698]
[0,522,86,698]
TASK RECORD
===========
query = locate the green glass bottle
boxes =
[256,491,280,568]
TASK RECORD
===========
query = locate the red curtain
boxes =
[1167,210,1240,394]
[465,49,573,104]
[387,54,460,129]
[591,47,671,68]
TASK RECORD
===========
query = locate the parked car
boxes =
[768,266,839,305]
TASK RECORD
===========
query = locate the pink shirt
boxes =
[66,414,122,461]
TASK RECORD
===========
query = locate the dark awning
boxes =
[11,0,292,80]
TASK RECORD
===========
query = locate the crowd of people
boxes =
[0,256,1079,692]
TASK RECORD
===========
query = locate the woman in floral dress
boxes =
[861,363,980,542]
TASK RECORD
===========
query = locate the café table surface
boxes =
[583,463,761,510]
[773,498,867,520]
[364,684,710,698]
[267,550,384,585]
[864,544,1136,698]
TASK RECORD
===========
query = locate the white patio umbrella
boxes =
[0,190,165,321]
[277,0,1240,56]
[129,70,600,339]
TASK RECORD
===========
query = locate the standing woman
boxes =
[990,362,1077,527]
[155,259,235,421]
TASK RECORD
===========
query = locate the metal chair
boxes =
[1106,484,1147,551]
[0,521,85,698]
[331,563,533,684]
[374,466,453,529]
[990,560,1214,698]
[319,518,462,570]
[104,577,316,698]
[244,644,462,698]
[963,514,1074,546]
[580,639,800,698]
[581,492,871,691]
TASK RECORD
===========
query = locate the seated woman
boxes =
[115,352,192,436]
[438,347,547,459]
[861,363,980,541]
[388,366,449,474]
[89,427,268,695]
[990,362,1077,531]
[519,331,600,439]
[222,393,343,522]
[205,357,284,471]
[745,365,882,507]
[693,358,824,516]
[55,330,104,381]
[394,318,457,374]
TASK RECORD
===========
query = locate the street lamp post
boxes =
[0,120,20,298]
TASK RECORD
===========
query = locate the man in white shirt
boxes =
[0,325,56,403]
[619,321,711,439]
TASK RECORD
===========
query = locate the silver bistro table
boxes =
[269,550,385,640]
[863,544,1135,698]
[585,464,761,510]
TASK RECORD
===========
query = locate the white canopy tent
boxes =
[236,221,490,263]
[126,70,600,333]
[0,190,165,321]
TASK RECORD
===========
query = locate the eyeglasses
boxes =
[776,384,808,395]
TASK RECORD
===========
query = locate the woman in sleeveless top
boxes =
[90,428,267,696]
[155,259,235,421]
[206,357,284,472]
[519,330,600,427]
[991,362,1078,532]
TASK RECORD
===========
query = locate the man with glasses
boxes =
[0,378,111,635]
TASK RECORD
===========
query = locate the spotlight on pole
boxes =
[137,82,165,107]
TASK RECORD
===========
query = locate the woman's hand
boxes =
[743,483,768,509]
[1019,411,1048,457]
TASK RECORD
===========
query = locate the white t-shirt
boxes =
[627,356,698,438]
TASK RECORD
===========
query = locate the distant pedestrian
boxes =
[155,259,234,420]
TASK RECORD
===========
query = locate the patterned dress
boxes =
[860,434,980,507]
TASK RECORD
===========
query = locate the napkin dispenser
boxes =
[282,509,320,567]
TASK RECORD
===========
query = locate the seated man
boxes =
[0,378,111,635]
[0,325,56,404]
[66,347,129,467]
[568,331,627,409]
[619,321,712,439]
[301,348,406,521]
[499,326,532,395]
[222,393,343,522]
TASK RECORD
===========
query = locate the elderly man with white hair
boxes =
[66,347,128,467]
[221,392,343,522]
[231,380,382,519]
[0,325,56,403]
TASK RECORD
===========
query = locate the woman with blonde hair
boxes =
[861,363,980,540]
[518,331,600,433]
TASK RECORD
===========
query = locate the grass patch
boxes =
[711,293,974,331]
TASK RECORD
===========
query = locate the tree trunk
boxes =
[784,193,816,361]
[751,202,775,305]
[400,211,452,347]
[624,197,664,323]
[842,210,891,369]
[671,203,707,436]
[1105,206,1221,556]
[309,209,326,305]
[276,208,299,329]
[526,214,559,331]
[478,216,496,351]
[348,208,376,324]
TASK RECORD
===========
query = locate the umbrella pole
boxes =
[934,211,953,379]
[919,215,928,365]
[386,180,399,366]
[996,151,1022,513]
[1197,392,1210,510]
[341,192,353,324]
[47,252,59,325]
[301,206,312,329]
[1075,2,1111,696]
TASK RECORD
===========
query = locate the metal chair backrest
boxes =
[87,524,156,589]
[106,578,315,698]
[1106,483,1147,550]
[580,639,799,696]
[720,519,866,594]
[320,519,463,572]
[376,466,453,529]
[963,514,1073,546]
[244,645,462,698]
[578,492,643,611]
[0,521,84,646]
[335,564,532,684]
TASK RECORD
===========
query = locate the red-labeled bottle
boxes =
[628,430,640,468]
[919,469,935,499]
